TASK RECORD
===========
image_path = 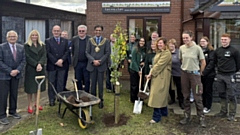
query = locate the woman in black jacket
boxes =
[200,36,215,114]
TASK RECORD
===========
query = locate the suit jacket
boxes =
[71,35,91,68]
[0,42,26,80]
[45,37,69,71]
[86,36,110,72]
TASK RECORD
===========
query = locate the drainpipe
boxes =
[180,0,184,45]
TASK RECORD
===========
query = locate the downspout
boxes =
[180,0,184,45]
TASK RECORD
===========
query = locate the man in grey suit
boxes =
[72,25,91,93]
[0,30,26,125]
[86,25,110,109]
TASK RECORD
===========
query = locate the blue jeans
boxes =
[152,107,168,122]
[74,62,90,93]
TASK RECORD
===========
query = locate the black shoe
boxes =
[98,101,104,109]
[49,102,55,106]
[0,118,10,125]
[200,116,206,128]
[179,102,184,110]
[180,113,190,125]
[9,113,21,119]
[214,111,227,118]
[64,88,70,91]
[168,100,175,105]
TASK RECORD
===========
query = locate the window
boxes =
[210,20,240,49]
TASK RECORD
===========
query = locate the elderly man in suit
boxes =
[0,30,26,125]
[45,25,69,106]
[72,25,91,93]
[146,31,159,52]
[86,25,110,109]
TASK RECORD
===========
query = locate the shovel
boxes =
[138,68,152,100]
[133,65,144,114]
[29,75,45,135]
[72,79,80,103]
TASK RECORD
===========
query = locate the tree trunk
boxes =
[114,81,120,124]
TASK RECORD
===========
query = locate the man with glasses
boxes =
[86,25,110,109]
[72,25,91,93]
[0,30,25,125]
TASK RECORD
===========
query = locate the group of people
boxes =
[0,24,110,125]
[126,31,240,127]
[0,25,239,128]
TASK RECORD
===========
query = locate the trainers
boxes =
[214,111,227,118]
[227,115,237,122]
[0,118,10,125]
[203,107,210,114]
[9,113,21,119]
[200,116,206,128]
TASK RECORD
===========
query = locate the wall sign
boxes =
[102,2,170,14]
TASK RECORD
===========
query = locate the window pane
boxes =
[146,19,158,42]
[129,19,143,40]
[210,20,240,49]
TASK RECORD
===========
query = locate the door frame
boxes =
[127,16,162,41]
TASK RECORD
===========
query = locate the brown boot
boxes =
[180,113,190,125]
[200,116,206,128]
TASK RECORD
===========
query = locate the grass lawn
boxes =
[2,88,186,135]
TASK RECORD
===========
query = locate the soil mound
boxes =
[102,113,130,127]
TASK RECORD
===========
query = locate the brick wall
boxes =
[86,0,195,79]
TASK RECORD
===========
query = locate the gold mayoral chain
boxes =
[90,38,107,52]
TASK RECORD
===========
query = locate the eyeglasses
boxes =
[95,30,102,31]
[78,30,85,33]
[140,40,145,42]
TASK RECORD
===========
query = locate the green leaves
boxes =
[110,22,128,85]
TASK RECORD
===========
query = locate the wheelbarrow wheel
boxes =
[78,109,90,129]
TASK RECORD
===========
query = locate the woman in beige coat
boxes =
[146,37,172,123]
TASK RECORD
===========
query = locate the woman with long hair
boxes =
[147,37,172,123]
[200,36,215,114]
[129,37,146,103]
[24,30,46,114]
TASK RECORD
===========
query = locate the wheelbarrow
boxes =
[49,82,100,129]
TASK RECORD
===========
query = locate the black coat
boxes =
[202,48,215,77]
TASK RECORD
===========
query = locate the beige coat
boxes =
[148,49,172,108]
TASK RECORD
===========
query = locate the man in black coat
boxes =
[45,25,69,106]
[72,25,91,93]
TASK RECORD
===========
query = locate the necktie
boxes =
[12,45,16,61]
[56,38,60,44]
[97,37,100,44]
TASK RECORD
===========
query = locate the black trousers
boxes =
[201,77,214,109]
[48,70,65,103]
[169,76,184,103]
[0,78,19,119]
[129,69,144,103]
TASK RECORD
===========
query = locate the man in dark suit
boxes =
[72,25,91,93]
[146,31,159,52]
[45,25,69,106]
[86,25,110,109]
[61,30,72,91]
[0,30,25,125]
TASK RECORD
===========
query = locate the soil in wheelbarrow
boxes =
[102,113,130,127]
[67,95,91,104]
